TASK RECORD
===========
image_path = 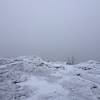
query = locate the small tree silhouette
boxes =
[66,57,71,65]
[66,56,75,65]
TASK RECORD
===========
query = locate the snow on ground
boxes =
[0,56,100,100]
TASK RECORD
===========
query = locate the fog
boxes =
[0,0,100,62]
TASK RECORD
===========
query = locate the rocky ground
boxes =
[0,56,100,100]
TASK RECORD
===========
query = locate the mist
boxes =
[0,0,100,62]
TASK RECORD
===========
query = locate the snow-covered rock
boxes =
[0,56,100,100]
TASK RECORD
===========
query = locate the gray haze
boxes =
[0,0,100,62]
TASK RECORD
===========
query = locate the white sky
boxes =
[0,0,100,62]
